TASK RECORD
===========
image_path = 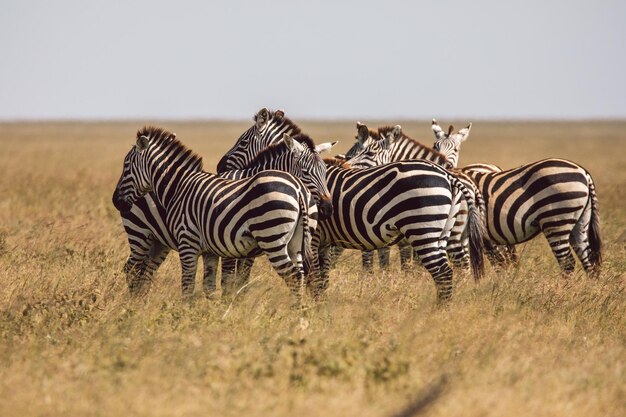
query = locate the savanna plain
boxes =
[0,120,625,417]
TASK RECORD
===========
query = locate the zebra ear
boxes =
[255,107,270,127]
[283,133,304,154]
[315,141,338,154]
[387,125,402,145]
[432,119,447,140]
[356,122,369,144]
[456,123,472,142]
[136,135,149,151]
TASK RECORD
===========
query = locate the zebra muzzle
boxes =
[112,191,133,213]
[318,196,333,220]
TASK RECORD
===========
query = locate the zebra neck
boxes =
[241,152,293,176]
[393,139,450,167]
[149,154,202,210]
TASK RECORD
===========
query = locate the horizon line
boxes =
[1,115,626,124]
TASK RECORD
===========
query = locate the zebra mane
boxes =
[291,133,316,150]
[265,109,303,137]
[324,157,352,168]
[242,133,317,169]
[137,125,203,170]
[377,125,448,160]
[365,128,380,140]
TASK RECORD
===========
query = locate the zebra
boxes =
[346,121,452,168]
[431,119,471,169]
[116,110,336,296]
[217,133,336,292]
[431,122,602,276]
[454,162,519,267]
[341,123,481,271]
[216,108,337,280]
[308,159,486,302]
[112,126,332,300]
[216,119,488,302]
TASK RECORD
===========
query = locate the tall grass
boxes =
[0,120,624,416]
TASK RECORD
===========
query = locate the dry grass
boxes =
[0,120,625,417]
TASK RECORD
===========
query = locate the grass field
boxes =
[0,119,625,417]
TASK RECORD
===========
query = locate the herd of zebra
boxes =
[112,108,602,305]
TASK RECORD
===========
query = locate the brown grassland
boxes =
[0,120,625,417]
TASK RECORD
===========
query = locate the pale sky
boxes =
[1,0,625,120]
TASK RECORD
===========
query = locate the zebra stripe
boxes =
[310,160,486,302]
[431,124,602,275]
[116,127,334,296]
[345,122,451,168]
[344,123,482,271]
[112,126,318,301]
[217,108,300,173]
[215,122,487,301]
[460,159,602,275]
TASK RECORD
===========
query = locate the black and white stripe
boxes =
[343,123,481,271]
[431,127,602,276]
[116,122,335,296]
[309,159,486,302]
[460,160,602,275]
[431,119,471,170]
[112,127,321,301]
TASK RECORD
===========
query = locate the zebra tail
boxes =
[298,192,313,277]
[587,172,602,272]
[451,176,486,281]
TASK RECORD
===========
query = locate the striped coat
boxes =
[309,159,486,302]
[112,127,318,301]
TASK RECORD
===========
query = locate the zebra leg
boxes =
[378,247,390,270]
[220,258,238,297]
[202,253,219,297]
[569,208,594,275]
[446,204,470,270]
[399,244,413,272]
[448,246,470,270]
[412,242,453,303]
[132,241,170,296]
[446,236,470,270]
[328,246,344,269]
[543,229,576,276]
[412,247,422,267]
[123,236,153,294]
[309,244,331,300]
[485,244,509,269]
[362,251,374,273]
[178,247,199,298]
[260,217,306,303]
[123,255,147,295]
[265,246,304,304]
[237,258,255,286]
[504,245,520,267]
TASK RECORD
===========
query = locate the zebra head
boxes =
[343,122,378,159]
[347,125,402,168]
[431,119,472,169]
[280,133,337,219]
[112,127,191,213]
[216,107,299,173]
[112,132,156,213]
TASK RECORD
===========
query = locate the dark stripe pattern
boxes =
[112,126,316,301]
[460,159,602,275]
